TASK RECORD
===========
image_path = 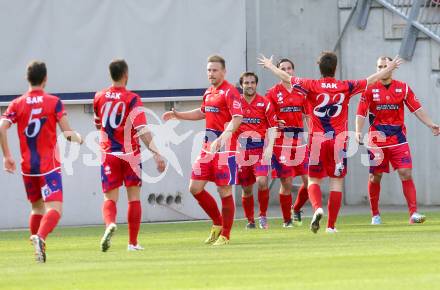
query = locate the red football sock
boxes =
[220,195,235,239]
[29,214,43,235]
[37,209,61,240]
[128,200,142,245]
[327,191,342,229]
[102,199,117,226]
[279,193,292,222]
[194,190,222,226]
[293,184,308,212]
[241,195,255,223]
[368,181,381,216]
[258,189,269,217]
[402,179,417,215]
[308,184,322,211]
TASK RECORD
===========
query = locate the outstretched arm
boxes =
[257,54,291,83]
[366,56,403,86]
[58,116,83,144]
[137,126,166,173]
[414,108,440,136]
[0,120,16,173]
[162,108,205,121]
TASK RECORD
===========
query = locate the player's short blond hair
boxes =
[207,55,226,69]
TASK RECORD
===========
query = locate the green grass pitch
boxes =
[1,212,440,290]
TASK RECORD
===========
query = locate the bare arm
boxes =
[414,108,440,136]
[58,115,83,144]
[257,54,291,83]
[137,126,166,172]
[0,120,16,173]
[366,56,403,86]
[355,115,366,144]
[263,127,277,161]
[162,108,205,121]
[210,115,243,153]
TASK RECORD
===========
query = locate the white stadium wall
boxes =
[0,0,439,229]
[0,0,246,229]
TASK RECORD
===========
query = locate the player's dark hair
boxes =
[317,51,337,77]
[26,61,47,86]
[276,58,295,70]
[239,72,258,86]
[109,59,128,82]
[207,55,226,69]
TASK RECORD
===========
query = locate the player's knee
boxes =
[242,188,253,197]
[257,180,268,191]
[369,173,382,183]
[398,169,412,180]
[189,184,203,195]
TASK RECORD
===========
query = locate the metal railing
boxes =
[355,0,440,59]
[377,0,440,43]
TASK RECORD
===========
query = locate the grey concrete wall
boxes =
[340,6,440,206]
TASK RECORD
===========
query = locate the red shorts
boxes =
[191,150,238,186]
[237,148,270,187]
[308,138,347,178]
[22,169,63,203]
[101,153,142,193]
[368,143,412,174]
[271,145,308,178]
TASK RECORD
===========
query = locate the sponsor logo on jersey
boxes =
[26,96,43,104]
[280,106,302,113]
[373,93,380,101]
[376,104,400,110]
[205,106,220,113]
[256,102,265,107]
[372,89,380,93]
[242,117,261,124]
[395,88,402,93]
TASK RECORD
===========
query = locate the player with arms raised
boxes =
[258,52,402,233]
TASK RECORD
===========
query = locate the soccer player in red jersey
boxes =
[0,61,83,263]
[355,56,440,225]
[94,59,165,252]
[162,55,243,245]
[236,72,277,229]
[258,52,402,233]
[266,58,310,228]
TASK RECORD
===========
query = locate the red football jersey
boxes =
[356,80,421,147]
[93,86,147,154]
[236,94,277,150]
[200,80,242,151]
[266,82,308,147]
[2,89,66,175]
[291,77,367,138]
